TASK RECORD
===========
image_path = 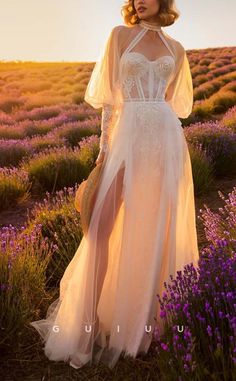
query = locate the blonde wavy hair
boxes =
[121,0,180,27]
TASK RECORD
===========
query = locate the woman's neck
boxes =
[139,19,162,31]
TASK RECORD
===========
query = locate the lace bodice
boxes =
[120,52,175,102]
[96,26,177,157]
[84,23,193,117]
[85,23,194,158]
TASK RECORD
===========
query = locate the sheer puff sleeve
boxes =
[165,43,193,119]
[84,26,122,109]
[84,26,122,158]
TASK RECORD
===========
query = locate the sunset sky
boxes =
[0,0,235,62]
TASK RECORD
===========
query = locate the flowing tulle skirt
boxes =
[30,100,199,369]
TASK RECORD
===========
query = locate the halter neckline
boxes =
[139,19,162,32]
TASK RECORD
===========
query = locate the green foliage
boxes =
[57,124,99,148]
[25,187,84,288]
[188,144,214,196]
[0,168,31,212]
[0,225,54,344]
[193,91,236,116]
[0,97,25,113]
[20,146,91,194]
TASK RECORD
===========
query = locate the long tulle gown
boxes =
[30,22,199,369]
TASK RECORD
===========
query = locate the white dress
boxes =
[30,22,199,369]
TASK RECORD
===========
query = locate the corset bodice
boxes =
[120,52,175,102]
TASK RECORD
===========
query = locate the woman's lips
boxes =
[138,7,146,13]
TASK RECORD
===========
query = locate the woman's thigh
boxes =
[97,163,125,239]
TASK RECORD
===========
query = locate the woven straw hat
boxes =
[75,162,104,235]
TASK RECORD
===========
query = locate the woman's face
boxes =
[134,0,161,21]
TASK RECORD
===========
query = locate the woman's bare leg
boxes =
[77,164,125,360]
[95,164,125,297]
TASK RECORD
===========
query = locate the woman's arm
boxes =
[96,103,119,164]
[98,104,114,153]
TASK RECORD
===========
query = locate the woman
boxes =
[30,0,199,370]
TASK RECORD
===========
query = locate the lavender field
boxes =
[0,46,236,380]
